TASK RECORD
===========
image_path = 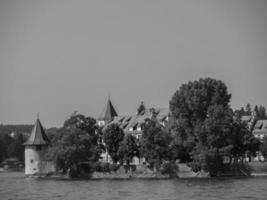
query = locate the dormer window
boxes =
[98,121,105,126]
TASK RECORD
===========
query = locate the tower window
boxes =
[36,146,42,151]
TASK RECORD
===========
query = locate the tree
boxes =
[234,107,246,121]
[166,118,192,163]
[169,78,258,175]
[170,78,231,121]
[260,137,267,161]
[103,123,124,163]
[245,103,252,115]
[140,119,172,170]
[47,115,102,178]
[254,105,259,117]
[118,134,139,167]
[63,113,102,149]
[258,105,266,119]
[228,120,259,162]
[191,104,235,173]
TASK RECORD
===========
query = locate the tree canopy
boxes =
[169,78,259,174]
[140,119,172,170]
[47,114,102,178]
[118,134,139,166]
[103,123,124,163]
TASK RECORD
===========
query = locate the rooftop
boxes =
[23,118,50,146]
[98,99,118,121]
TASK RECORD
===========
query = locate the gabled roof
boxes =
[104,107,169,134]
[98,99,118,121]
[24,118,50,146]
[253,120,267,135]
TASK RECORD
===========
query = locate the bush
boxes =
[109,163,120,172]
[160,161,177,175]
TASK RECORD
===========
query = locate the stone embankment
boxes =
[249,161,267,176]
[175,163,210,178]
[91,164,210,179]
[91,165,170,179]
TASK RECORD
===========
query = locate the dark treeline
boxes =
[0,132,26,163]
[0,125,33,163]
[235,103,267,120]
[0,124,33,135]
[0,125,39,163]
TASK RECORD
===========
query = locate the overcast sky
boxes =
[0,0,266,127]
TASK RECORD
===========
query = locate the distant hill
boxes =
[0,124,34,136]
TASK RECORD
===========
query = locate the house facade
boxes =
[97,98,169,164]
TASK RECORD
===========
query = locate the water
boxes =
[0,172,267,200]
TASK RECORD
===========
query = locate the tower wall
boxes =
[25,146,54,175]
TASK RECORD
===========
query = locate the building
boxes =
[97,98,169,164]
[98,98,169,138]
[23,116,54,176]
[107,107,169,140]
[240,112,257,131]
[253,119,267,140]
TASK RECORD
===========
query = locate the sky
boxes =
[0,0,266,127]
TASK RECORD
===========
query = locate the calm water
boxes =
[1,172,267,200]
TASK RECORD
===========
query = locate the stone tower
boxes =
[24,116,51,176]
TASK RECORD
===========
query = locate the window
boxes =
[36,146,42,151]
[30,159,34,163]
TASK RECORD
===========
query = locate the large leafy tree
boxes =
[170,78,231,122]
[47,114,102,178]
[140,119,172,170]
[63,113,103,150]
[169,78,231,162]
[169,78,258,174]
[103,123,124,163]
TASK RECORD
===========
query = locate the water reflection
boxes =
[0,172,267,200]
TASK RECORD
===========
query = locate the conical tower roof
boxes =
[98,99,118,121]
[24,117,50,146]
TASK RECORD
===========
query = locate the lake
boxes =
[0,172,267,200]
